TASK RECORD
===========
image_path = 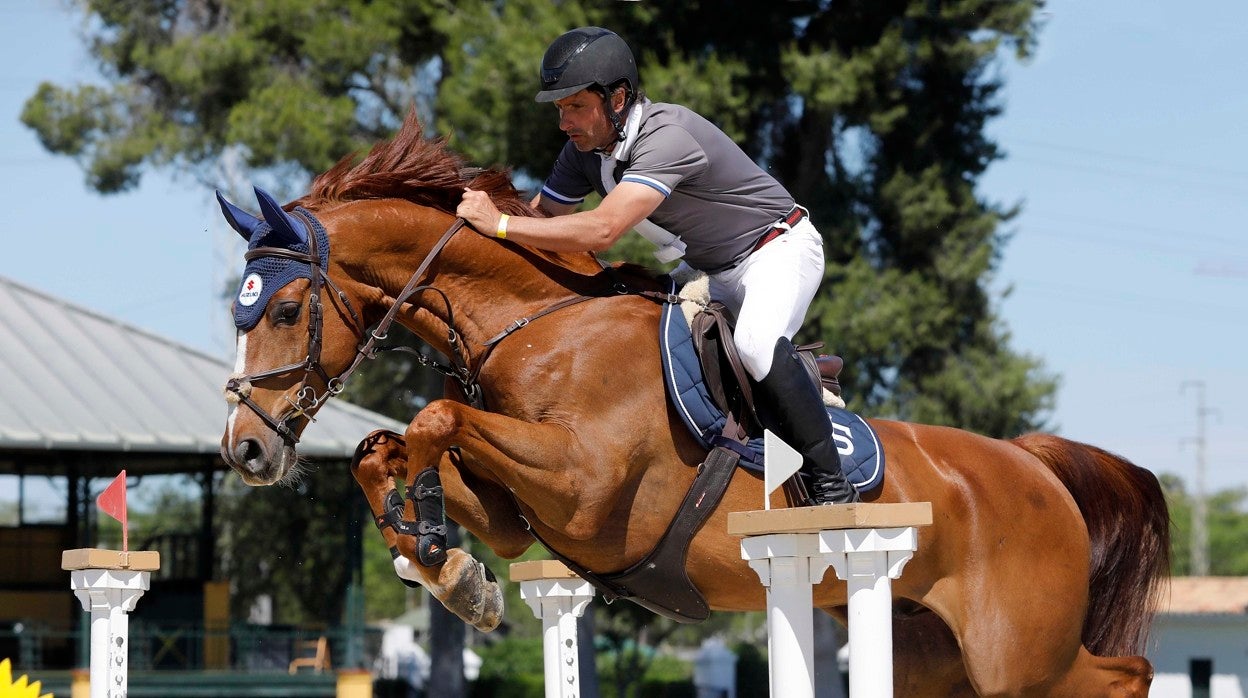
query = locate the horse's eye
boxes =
[270,301,302,326]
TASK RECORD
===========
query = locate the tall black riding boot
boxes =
[757,337,859,505]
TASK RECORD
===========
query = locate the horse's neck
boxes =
[345,209,600,353]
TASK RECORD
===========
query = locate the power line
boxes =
[1021,212,1245,248]
[1015,226,1248,262]
[1007,138,1248,181]
[1006,155,1248,198]
[999,277,1246,317]
[1195,261,1248,278]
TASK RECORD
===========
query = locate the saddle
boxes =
[689,300,844,443]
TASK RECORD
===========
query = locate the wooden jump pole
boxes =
[729,504,931,697]
[62,548,161,698]
[510,560,596,698]
[729,432,932,697]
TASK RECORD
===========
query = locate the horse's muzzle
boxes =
[221,437,287,485]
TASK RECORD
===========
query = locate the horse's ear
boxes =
[216,190,263,241]
[253,186,308,248]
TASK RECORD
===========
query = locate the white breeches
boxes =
[701,217,825,381]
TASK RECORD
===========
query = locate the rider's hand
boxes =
[456,187,502,237]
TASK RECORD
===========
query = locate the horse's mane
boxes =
[291,110,537,220]
[289,110,660,281]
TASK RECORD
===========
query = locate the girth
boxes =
[519,445,740,623]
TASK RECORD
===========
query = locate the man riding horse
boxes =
[216,24,1168,695]
[456,26,857,506]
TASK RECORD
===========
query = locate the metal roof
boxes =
[0,275,405,473]
[1157,576,1248,615]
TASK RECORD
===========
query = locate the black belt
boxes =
[752,206,806,252]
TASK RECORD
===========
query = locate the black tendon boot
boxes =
[409,467,449,565]
[758,338,859,505]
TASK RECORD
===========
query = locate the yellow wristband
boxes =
[496,214,510,239]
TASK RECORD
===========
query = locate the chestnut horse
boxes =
[217,113,1168,696]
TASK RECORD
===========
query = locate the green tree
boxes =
[594,601,679,698]
[783,2,1056,434]
[22,0,445,194]
[1161,474,1248,576]
[26,1,1055,435]
[216,467,360,623]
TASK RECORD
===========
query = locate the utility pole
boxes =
[1181,380,1212,576]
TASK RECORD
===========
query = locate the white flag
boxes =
[763,430,803,510]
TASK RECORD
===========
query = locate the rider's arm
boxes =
[465,182,665,253]
[531,192,578,217]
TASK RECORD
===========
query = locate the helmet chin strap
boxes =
[607,103,628,141]
[593,85,633,152]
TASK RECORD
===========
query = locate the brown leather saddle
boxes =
[690,299,843,443]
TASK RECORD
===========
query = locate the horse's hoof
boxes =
[472,564,505,632]
[443,556,504,632]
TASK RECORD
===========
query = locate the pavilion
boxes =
[0,274,406,696]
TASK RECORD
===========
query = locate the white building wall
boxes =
[1148,615,1248,698]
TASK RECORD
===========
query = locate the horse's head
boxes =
[215,110,606,485]
[218,187,366,485]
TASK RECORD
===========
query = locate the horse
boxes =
[217,111,1169,697]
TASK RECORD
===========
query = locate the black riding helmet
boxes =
[536,27,638,140]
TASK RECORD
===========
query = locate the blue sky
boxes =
[1,0,1244,493]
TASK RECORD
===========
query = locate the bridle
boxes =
[225,210,475,445]
[225,207,685,446]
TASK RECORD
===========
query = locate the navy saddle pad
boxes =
[657,279,885,492]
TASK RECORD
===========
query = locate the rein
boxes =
[227,209,687,446]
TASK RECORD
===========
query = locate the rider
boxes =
[456,26,857,506]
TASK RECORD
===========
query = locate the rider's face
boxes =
[554,89,624,152]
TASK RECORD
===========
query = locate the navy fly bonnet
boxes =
[217,187,330,330]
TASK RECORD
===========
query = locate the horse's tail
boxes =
[1012,433,1171,656]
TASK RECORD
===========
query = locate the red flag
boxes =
[97,470,128,552]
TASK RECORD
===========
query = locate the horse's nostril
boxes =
[235,439,264,469]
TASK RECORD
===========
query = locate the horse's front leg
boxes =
[404,398,620,537]
[390,398,622,627]
[349,429,529,632]
[350,430,414,576]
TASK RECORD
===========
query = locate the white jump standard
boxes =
[728,503,932,698]
[62,548,161,698]
[511,560,596,698]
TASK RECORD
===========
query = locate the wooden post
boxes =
[62,548,160,698]
[203,580,230,669]
[728,503,932,698]
[511,560,596,698]
[336,668,373,698]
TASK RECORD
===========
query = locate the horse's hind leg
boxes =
[892,610,976,697]
[946,579,1153,697]
[1043,650,1153,698]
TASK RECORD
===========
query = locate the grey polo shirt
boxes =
[540,100,795,271]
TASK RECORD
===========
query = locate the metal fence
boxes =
[0,621,383,674]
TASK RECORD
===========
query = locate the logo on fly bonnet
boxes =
[238,273,264,307]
